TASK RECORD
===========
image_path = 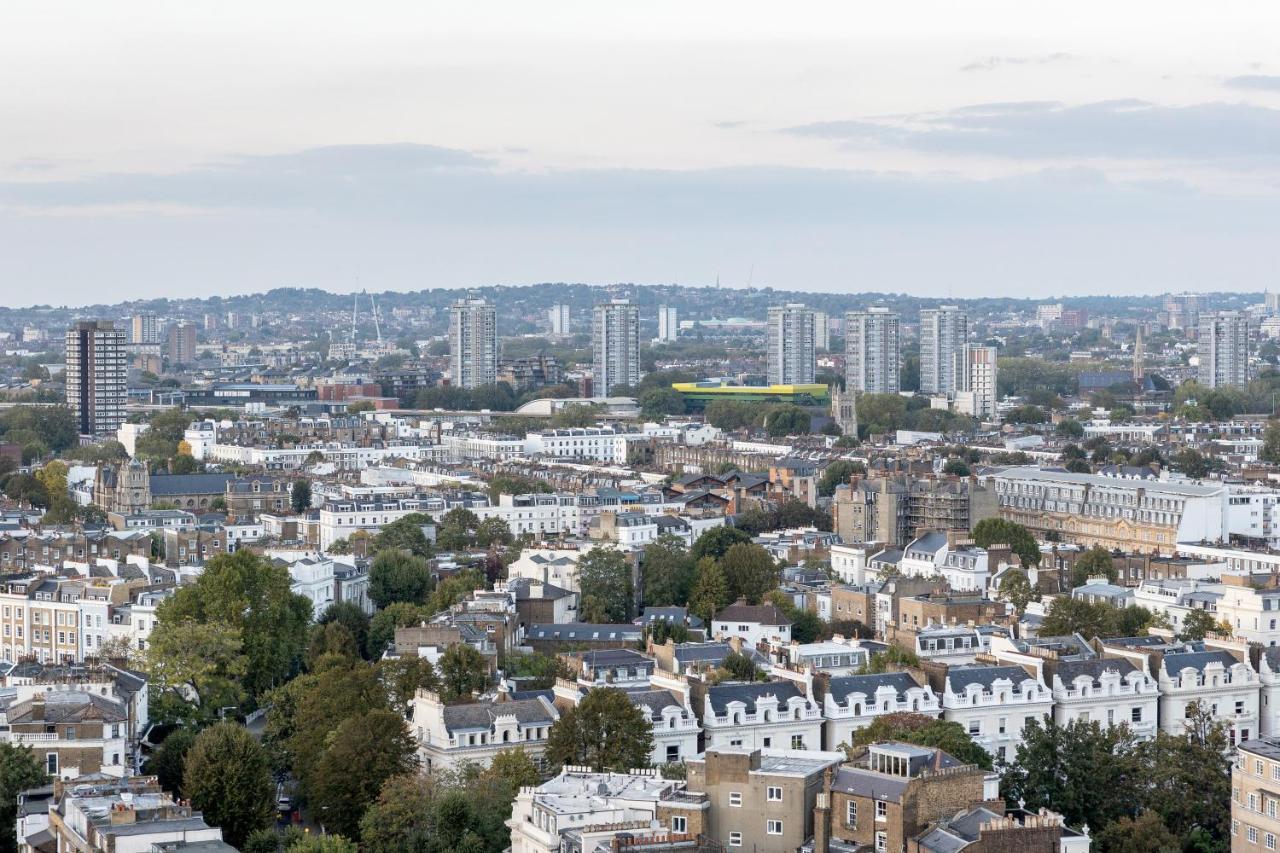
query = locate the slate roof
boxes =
[946,665,1036,694]
[440,697,556,733]
[1055,657,1138,688]
[626,689,684,720]
[8,691,127,724]
[581,648,654,669]
[904,531,949,559]
[1163,649,1240,675]
[526,623,643,641]
[707,680,805,715]
[714,602,792,626]
[827,672,922,707]
[148,473,235,496]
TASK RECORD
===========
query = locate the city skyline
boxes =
[4,2,1280,301]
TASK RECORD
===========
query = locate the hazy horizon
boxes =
[5,1,1280,302]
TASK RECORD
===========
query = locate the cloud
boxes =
[960,53,1076,72]
[785,99,1280,161]
[714,120,749,129]
[1,143,1278,303]
[1225,75,1280,91]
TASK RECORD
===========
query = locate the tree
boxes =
[502,652,572,689]
[359,773,438,852]
[310,709,417,838]
[639,388,684,419]
[1178,607,1222,641]
[378,656,439,713]
[818,460,867,497]
[972,518,1041,567]
[1055,419,1085,438]
[435,507,480,551]
[1038,597,1155,640]
[577,546,633,623]
[475,517,513,548]
[704,399,756,430]
[317,601,372,659]
[1071,545,1117,587]
[1003,404,1047,424]
[776,498,833,531]
[640,535,695,607]
[997,568,1038,614]
[0,744,47,850]
[689,557,731,623]
[289,837,359,853]
[545,687,655,771]
[308,622,361,666]
[183,722,275,848]
[862,645,919,674]
[368,603,426,657]
[155,550,312,705]
[425,568,484,614]
[291,479,312,513]
[1092,811,1180,853]
[1001,717,1139,833]
[145,619,248,722]
[763,404,811,436]
[143,726,197,795]
[854,393,908,438]
[1133,701,1231,844]
[719,543,780,604]
[691,525,751,562]
[1264,420,1280,464]
[438,643,489,700]
[719,651,759,681]
[849,712,991,769]
[369,550,432,609]
[371,514,433,558]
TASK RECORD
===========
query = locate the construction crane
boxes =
[368,290,383,345]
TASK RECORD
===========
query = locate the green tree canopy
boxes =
[310,709,417,838]
[691,525,752,562]
[972,518,1041,567]
[369,549,433,609]
[818,460,867,497]
[0,744,47,850]
[155,550,312,706]
[850,712,991,769]
[719,543,780,604]
[371,514,433,558]
[577,546,634,623]
[640,535,696,608]
[183,722,275,848]
[438,643,489,701]
[545,687,655,771]
[688,557,731,623]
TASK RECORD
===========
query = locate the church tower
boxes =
[115,459,151,514]
[830,385,858,439]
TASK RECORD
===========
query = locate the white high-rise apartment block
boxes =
[548,304,570,337]
[657,304,678,343]
[1198,310,1250,389]
[448,299,498,389]
[814,311,830,350]
[66,321,127,437]
[919,306,968,395]
[845,308,900,393]
[766,304,816,386]
[1266,292,1280,315]
[956,345,998,418]
[592,300,640,397]
[130,313,160,345]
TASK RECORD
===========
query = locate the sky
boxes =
[4,1,1280,305]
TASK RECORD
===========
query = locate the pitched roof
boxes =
[148,473,236,496]
[1055,657,1138,687]
[827,672,922,706]
[440,697,556,733]
[946,665,1036,693]
[714,602,792,626]
[1163,649,1241,675]
[707,680,805,715]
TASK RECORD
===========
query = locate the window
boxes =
[968,720,981,735]
[1132,707,1142,723]
[46,753,57,775]
[1250,826,1259,844]
[729,832,742,847]
[667,745,680,762]
[671,816,686,834]
[847,801,857,828]
[1260,760,1267,776]
[767,787,782,802]
[876,800,887,821]
[791,735,804,749]
[875,831,887,852]
[767,820,783,835]
[998,717,1007,735]
[1267,832,1276,850]
[729,792,742,807]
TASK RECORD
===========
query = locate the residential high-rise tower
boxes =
[449,299,498,390]
[766,304,817,386]
[845,309,900,394]
[657,305,679,343]
[65,321,127,437]
[592,300,640,397]
[1198,311,1249,388]
[919,306,968,395]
